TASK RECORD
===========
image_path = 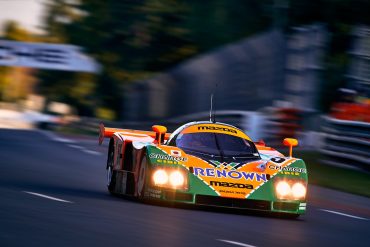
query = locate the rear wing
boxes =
[98,123,171,145]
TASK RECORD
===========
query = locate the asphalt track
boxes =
[0,129,369,247]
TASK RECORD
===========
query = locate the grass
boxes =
[295,150,370,198]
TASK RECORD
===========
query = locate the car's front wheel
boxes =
[107,148,115,193]
[137,153,148,199]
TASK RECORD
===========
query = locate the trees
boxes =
[37,0,273,119]
[0,21,36,102]
[37,0,370,118]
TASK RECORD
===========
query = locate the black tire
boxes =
[137,153,148,199]
[107,148,115,193]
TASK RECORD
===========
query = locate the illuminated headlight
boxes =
[169,171,185,187]
[153,169,168,185]
[292,182,306,199]
[152,168,187,189]
[276,181,291,198]
[275,180,307,200]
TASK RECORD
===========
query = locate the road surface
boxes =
[0,129,369,247]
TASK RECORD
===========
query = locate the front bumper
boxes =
[146,189,306,215]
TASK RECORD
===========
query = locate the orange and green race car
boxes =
[98,121,308,218]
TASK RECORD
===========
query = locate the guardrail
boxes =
[64,113,312,149]
[63,111,325,152]
[320,116,370,171]
[63,117,162,135]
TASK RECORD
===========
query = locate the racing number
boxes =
[270,157,286,164]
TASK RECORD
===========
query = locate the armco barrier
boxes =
[64,117,158,135]
[320,116,370,171]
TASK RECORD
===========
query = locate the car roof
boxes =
[167,121,251,143]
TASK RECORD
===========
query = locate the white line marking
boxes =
[23,191,73,203]
[38,130,75,143]
[82,149,101,155]
[38,130,102,156]
[68,144,83,149]
[320,209,368,220]
[217,239,257,247]
[67,144,101,155]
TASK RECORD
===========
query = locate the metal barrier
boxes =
[320,116,370,171]
[63,117,157,135]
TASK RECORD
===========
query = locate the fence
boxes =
[320,116,370,171]
[63,117,157,135]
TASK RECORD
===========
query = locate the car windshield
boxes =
[175,132,257,157]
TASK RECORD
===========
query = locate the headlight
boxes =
[292,182,306,199]
[275,180,307,200]
[152,168,187,189]
[153,169,168,185]
[276,181,291,198]
[169,171,185,187]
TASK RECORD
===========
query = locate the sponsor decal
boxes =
[170,150,181,157]
[197,126,237,134]
[219,190,247,195]
[257,161,267,170]
[210,181,253,189]
[149,153,187,162]
[193,167,267,182]
[270,157,286,164]
[268,164,307,174]
[281,171,301,176]
[145,188,161,199]
[209,160,240,170]
[155,159,181,165]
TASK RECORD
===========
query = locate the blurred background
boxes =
[0,0,369,187]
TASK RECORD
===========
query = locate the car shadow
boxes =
[7,180,304,220]
[139,198,304,221]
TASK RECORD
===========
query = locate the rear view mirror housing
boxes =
[283,138,298,157]
[152,125,167,145]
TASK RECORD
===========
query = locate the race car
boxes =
[98,121,308,217]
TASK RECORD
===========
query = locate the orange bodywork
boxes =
[98,123,171,145]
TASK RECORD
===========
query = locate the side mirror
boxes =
[255,139,266,146]
[152,125,167,145]
[283,138,298,157]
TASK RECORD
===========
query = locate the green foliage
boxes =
[38,0,273,119]
[37,0,370,118]
[2,21,33,41]
[0,21,35,102]
[96,107,116,121]
[0,67,10,101]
